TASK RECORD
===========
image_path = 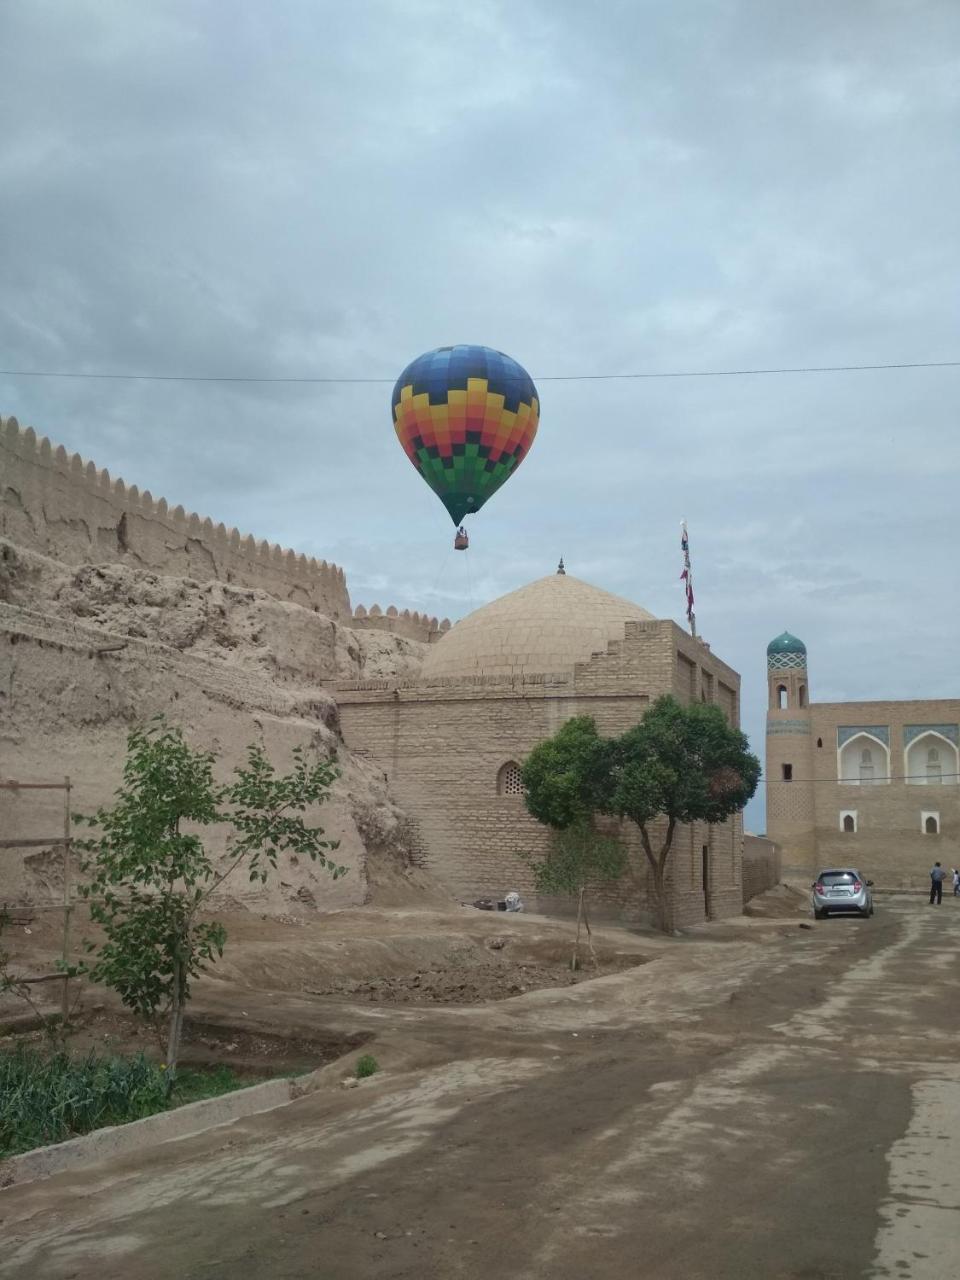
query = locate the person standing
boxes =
[953,868,960,898]
[929,861,947,905]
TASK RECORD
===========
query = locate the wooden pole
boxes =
[61,776,72,1024]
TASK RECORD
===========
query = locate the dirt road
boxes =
[2,900,958,1279]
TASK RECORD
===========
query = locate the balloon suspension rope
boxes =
[462,541,478,615]
[429,543,455,604]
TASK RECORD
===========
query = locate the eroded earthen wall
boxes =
[0,600,383,914]
[1,415,350,618]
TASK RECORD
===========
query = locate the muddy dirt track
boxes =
[2,900,959,1279]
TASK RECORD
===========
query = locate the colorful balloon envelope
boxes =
[392,344,540,526]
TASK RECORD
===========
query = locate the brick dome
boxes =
[420,573,656,680]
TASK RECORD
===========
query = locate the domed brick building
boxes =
[339,565,746,926]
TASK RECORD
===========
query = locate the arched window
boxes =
[816,738,823,749]
[798,684,807,708]
[497,762,525,796]
[777,684,787,710]
[839,732,890,785]
[843,814,855,833]
[924,814,940,835]
[905,731,958,786]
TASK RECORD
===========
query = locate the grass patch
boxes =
[355,1053,379,1079]
[170,1063,258,1105]
[0,1048,260,1159]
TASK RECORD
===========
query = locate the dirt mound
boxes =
[743,882,810,919]
[308,952,647,1005]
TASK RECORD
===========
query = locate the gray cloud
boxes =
[2,0,959,830]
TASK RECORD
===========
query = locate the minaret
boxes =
[765,632,816,874]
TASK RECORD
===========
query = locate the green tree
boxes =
[521,715,608,829]
[522,717,627,966]
[522,700,760,934]
[604,695,760,931]
[75,719,344,1072]
[523,822,626,970]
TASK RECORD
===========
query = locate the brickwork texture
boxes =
[340,576,746,928]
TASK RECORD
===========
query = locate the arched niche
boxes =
[838,732,890,785]
[904,730,959,786]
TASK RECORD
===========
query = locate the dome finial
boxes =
[557,556,565,575]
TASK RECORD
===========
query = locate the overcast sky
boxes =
[2,1,958,829]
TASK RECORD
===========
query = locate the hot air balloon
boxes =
[392,345,539,548]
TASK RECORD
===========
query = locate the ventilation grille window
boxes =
[498,763,525,796]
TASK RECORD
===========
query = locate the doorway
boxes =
[702,842,711,919]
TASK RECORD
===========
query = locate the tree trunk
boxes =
[166,956,185,1074]
[650,863,669,933]
[638,819,675,933]
[581,892,598,968]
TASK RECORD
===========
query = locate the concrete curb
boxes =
[0,1067,336,1191]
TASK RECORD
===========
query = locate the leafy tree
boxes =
[522,717,627,966]
[523,822,626,970]
[522,715,608,829]
[75,718,344,1072]
[522,699,760,934]
[603,695,760,931]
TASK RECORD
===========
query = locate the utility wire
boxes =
[0,359,958,385]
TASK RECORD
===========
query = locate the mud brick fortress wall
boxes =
[1,415,352,620]
[350,604,451,645]
[340,619,744,929]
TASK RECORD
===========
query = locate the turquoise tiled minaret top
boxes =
[767,631,807,671]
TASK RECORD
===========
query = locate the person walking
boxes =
[929,861,947,905]
[953,868,960,898]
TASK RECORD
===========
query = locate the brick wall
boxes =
[742,834,781,903]
[339,620,746,927]
[808,700,960,887]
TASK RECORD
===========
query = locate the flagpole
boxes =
[680,520,697,637]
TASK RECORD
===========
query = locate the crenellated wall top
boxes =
[350,602,451,643]
[1,414,351,618]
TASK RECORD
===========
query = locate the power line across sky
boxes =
[0,359,958,386]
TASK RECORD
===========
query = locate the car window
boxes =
[820,871,857,885]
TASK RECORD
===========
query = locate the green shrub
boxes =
[0,1047,169,1158]
[0,1050,257,1158]
[355,1054,379,1079]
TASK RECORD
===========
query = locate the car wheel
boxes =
[814,908,826,920]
